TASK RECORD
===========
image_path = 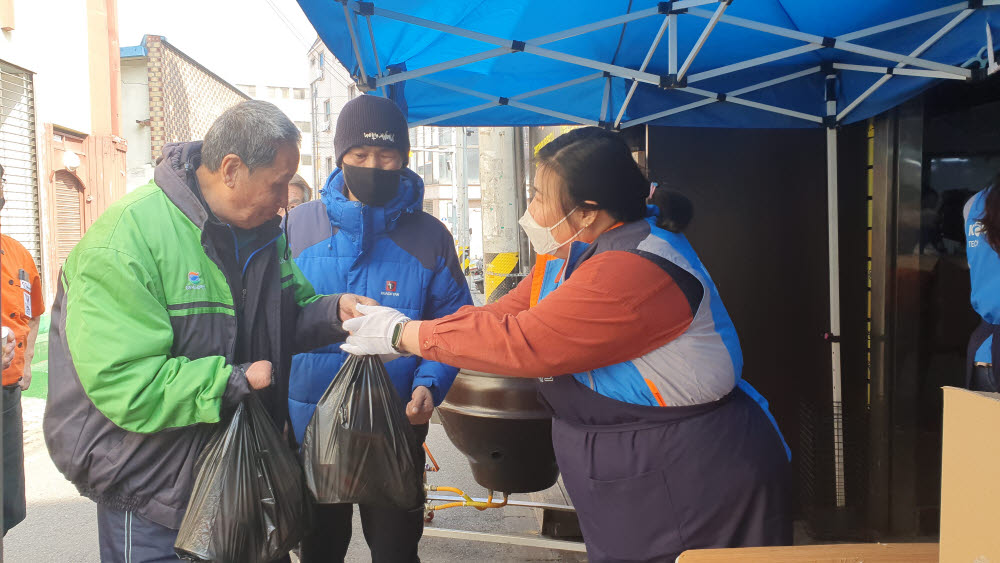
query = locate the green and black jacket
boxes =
[43,141,345,529]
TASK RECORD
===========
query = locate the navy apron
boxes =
[536,375,792,562]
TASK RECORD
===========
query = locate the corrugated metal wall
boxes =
[0,62,41,268]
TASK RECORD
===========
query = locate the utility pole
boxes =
[479,127,526,303]
[455,128,470,276]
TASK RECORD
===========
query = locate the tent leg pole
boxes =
[826,115,847,510]
[342,3,370,85]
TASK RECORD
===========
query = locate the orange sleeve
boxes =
[28,255,44,318]
[418,251,695,377]
[471,270,533,318]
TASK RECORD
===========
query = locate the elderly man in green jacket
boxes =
[43,100,370,562]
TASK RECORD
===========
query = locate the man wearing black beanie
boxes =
[285,94,473,562]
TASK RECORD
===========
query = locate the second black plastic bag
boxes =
[174,393,309,563]
[302,354,424,509]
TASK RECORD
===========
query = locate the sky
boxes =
[117,0,319,88]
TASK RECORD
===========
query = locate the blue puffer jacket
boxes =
[285,167,473,443]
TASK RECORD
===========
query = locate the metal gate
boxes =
[0,61,41,267]
[53,171,83,266]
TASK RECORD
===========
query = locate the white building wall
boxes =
[121,57,152,192]
[0,0,92,134]
[308,41,354,190]
[235,83,315,195]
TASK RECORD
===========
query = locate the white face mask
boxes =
[518,206,583,256]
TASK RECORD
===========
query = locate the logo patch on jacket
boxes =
[381,280,400,297]
[186,271,205,290]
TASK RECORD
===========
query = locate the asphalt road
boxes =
[4,398,587,563]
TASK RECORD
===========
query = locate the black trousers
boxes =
[300,423,428,563]
[97,503,294,562]
[2,386,25,535]
[97,505,182,563]
[971,365,998,392]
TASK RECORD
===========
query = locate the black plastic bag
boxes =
[302,355,424,509]
[175,393,308,563]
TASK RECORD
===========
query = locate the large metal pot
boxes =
[438,370,559,493]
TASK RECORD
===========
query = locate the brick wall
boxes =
[144,35,249,162]
[146,35,166,162]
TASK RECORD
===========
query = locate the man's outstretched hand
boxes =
[407,386,434,425]
[245,360,273,390]
[338,294,380,322]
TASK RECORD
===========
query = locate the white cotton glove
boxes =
[341,304,411,360]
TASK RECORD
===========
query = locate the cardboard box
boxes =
[940,386,1000,563]
[676,543,938,562]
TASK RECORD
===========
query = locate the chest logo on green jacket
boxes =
[186,271,206,291]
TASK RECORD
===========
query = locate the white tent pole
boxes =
[727,66,822,95]
[600,76,611,123]
[837,2,968,41]
[668,13,678,74]
[688,5,965,85]
[368,3,663,87]
[622,67,822,128]
[509,100,600,126]
[410,102,498,127]
[415,78,601,126]
[526,6,661,46]
[838,8,973,122]
[988,23,998,74]
[365,15,388,96]
[370,5,509,47]
[418,78,498,101]
[835,42,971,78]
[677,0,730,81]
[725,97,823,123]
[832,63,967,80]
[825,70,847,510]
[622,98,717,127]
[377,48,511,88]
[685,85,824,122]
[615,15,670,128]
[511,73,604,100]
[378,43,659,87]
[686,6,972,77]
[367,1,973,93]
[522,45,661,84]
[342,2,370,83]
[419,74,604,103]
[688,45,822,83]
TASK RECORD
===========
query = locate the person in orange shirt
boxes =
[340,128,791,562]
[0,162,45,534]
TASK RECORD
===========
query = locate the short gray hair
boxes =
[201,100,301,173]
[288,173,312,201]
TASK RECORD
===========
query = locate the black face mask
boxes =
[342,164,401,207]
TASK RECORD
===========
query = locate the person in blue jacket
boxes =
[285,94,473,563]
[964,176,1000,392]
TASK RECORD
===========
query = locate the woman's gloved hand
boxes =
[341,304,411,360]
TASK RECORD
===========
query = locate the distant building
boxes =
[409,126,484,260]
[0,0,127,302]
[308,37,355,190]
[121,35,251,192]
[234,83,313,189]
[304,38,485,258]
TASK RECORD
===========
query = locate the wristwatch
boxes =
[391,321,407,353]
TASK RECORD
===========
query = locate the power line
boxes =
[260,0,357,87]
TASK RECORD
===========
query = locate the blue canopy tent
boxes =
[298,0,1000,516]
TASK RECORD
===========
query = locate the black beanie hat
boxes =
[334,95,410,167]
